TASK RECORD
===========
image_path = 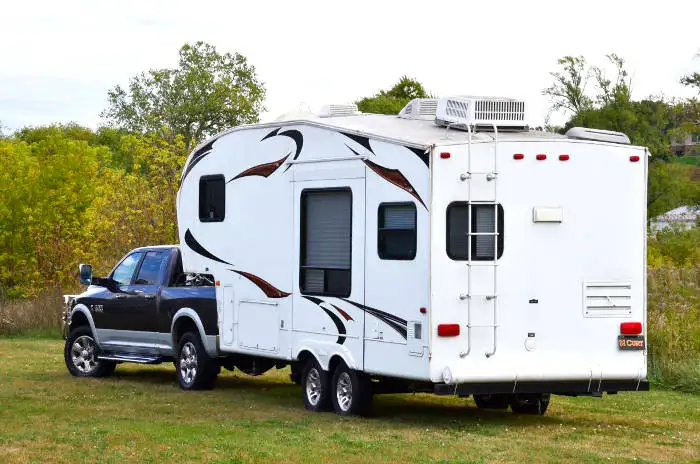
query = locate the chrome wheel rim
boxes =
[71,335,98,374]
[336,372,353,412]
[305,367,322,406]
[180,342,198,386]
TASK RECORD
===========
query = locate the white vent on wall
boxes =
[318,103,360,118]
[583,281,633,318]
[435,96,528,131]
[398,98,439,120]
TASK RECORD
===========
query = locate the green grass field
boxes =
[0,338,698,463]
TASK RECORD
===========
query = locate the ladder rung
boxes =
[467,324,499,328]
[464,294,497,299]
[467,232,500,236]
[467,262,499,267]
[467,171,499,175]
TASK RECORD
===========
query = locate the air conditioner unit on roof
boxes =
[435,96,528,131]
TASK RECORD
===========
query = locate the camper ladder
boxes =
[459,124,500,359]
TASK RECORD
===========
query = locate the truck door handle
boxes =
[144,294,155,300]
[113,294,126,300]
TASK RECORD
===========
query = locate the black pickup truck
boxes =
[62,246,225,389]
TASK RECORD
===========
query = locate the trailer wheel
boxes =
[64,326,116,378]
[473,394,509,410]
[176,331,219,390]
[301,358,330,412]
[509,393,550,415]
[330,362,372,416]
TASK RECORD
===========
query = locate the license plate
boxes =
[618,335,645,351]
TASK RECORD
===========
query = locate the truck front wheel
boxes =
[176,331,219,390]
[64,326,116,378]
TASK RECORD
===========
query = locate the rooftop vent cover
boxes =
[398,98,439,120]
[566,127,631,144]
[435,96,528,131]
[318,103,360,118]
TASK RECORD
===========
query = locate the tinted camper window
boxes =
[447,203,504,260]
[378,203,417,260]
[300,189,352,297]
[199,175,225,222]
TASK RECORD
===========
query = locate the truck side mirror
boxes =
[79,264,93,285]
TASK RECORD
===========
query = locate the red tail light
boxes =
[536,154,547,160]
[620,322,643,335]
[513,153,524,160]
[630,155,640,162]
[437,324,460,337]
[559,154,570,161]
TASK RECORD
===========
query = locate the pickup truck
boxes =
[63,245,229,389]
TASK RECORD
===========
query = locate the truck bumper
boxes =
[434,379,650,396]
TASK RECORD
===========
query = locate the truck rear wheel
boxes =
[176,331,219,390]
[301,358,329,412]
[473,393,509,410]
[330,362,372,416]
[509,393,550,415]
[64,326,116,378]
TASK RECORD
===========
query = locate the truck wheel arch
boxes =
[69,305,98,342]
[171,308,214,356]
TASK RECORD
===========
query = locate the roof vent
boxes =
[398,98,439,120]
[566,127,631,144]
[435,96,528,131]
[318,103,360,118]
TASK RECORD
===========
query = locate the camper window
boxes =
[446,203,504,260]
[300,189,352,297]
[378,203,417,260]
[199,175,225,222]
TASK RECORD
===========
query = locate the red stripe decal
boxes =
[232,270,291,298]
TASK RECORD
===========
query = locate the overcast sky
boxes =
[1,0,699,133]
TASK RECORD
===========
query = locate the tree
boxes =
[356,76,430,115]
[102,42,265,152]
[681,73,700,93]
[542,56,593,117]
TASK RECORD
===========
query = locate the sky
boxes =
[1,0,699,133]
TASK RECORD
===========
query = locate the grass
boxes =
[0,338,698,463]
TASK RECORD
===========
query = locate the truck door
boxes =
[128,250,170,354]
[292,176,365,368]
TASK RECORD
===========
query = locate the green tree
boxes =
[102,42,266,152]
[356,76,430,115]
[542,56,594,117]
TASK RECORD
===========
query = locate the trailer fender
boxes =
[171,308,217,357]
[294,340,359,372]
[68,305,99,343]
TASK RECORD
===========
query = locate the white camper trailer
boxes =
[177,96,649,415]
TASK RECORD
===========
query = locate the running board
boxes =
[98,354,167,364]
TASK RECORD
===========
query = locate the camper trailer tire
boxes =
[64,326,116,378]
[330,362,372,416]
[176,331,219,390]
[509,393,550,415]
[473,393,509,410]
[301,358,330,412]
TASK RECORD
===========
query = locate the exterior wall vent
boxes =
[318,103,360,118]
[398,98,440,120]
[566,127,631,145]
[435,96,528,131]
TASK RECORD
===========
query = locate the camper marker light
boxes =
[437,324,460,337]
[216,280,220,286]
[513,153,524,160]
[630,155,640,162]
[620,322,643,335]
[420,307,427,314]
[559,154,570,161]
[536,154,547,160]
[440,152,451,159]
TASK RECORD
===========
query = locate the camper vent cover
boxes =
[582,281,633,318]
[566,127,631,144]
[435,96,528,131]
[398,98,439,120]
[318,103,360,118]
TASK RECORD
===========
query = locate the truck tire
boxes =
[64,326,116,378]
[509,393,550,415]
[330,362,372,416]
[301,358,330,412]
[473,393,509,410]
[176,331,219,390]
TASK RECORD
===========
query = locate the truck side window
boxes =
[111,252,144,286]
[199,174,225,222]
[300,189,352,297]
[378,203,416,260]
[135,251,170,285]
[447,203,504,260]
